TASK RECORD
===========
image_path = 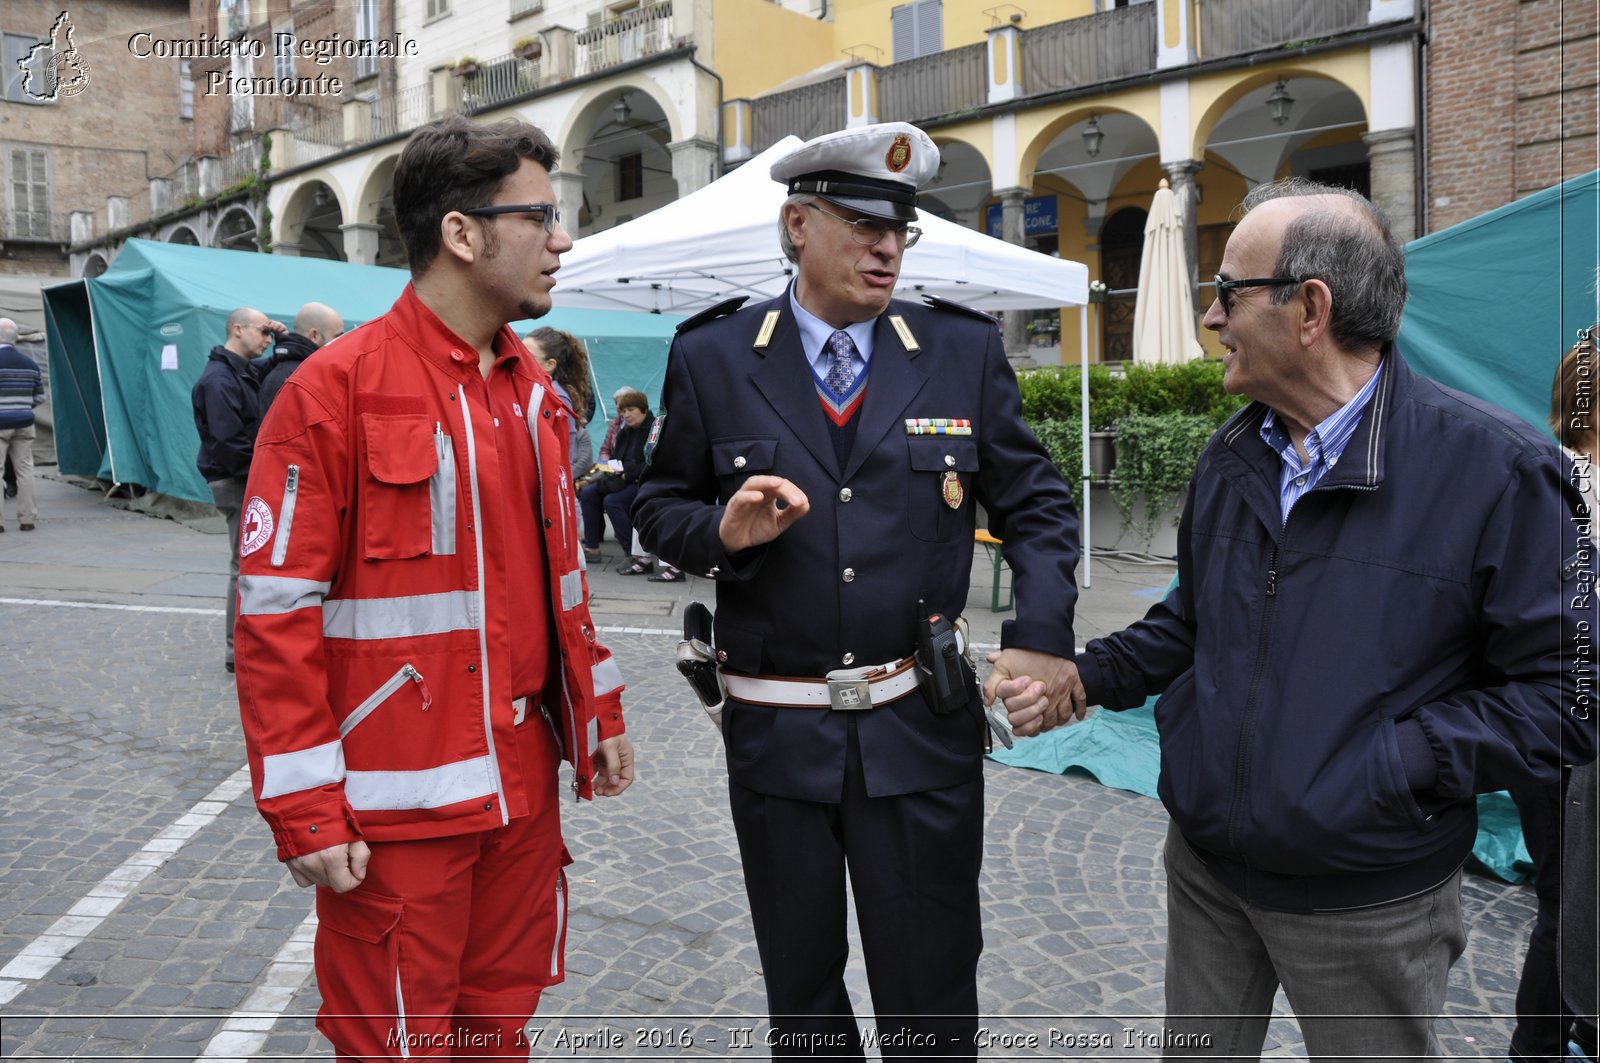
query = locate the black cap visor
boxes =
[788,171,919,223]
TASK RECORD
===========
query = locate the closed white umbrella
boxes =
[1131,179,1203,364]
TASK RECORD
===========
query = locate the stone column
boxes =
[1363,127,1417,243]
[996,186,1034,366]
[723,99,753,165]
[107,196,129,232]
[342,97,374,147]
[1162,159,1202,293]
[197,156,222,199]
[1156,0,1197,68]
[670,137,718,197]
[986,24,1022,105]
[846,62,879,127]
[150,177,174,217]
[341,222,382,265]
[540,26,575,83]
[265,128,296,170]
[551,170,585,238]
[70,211,95,244]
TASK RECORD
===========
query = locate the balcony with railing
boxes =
[1020,3,1157,96]
[460,53,542,112]
[575,2,674,78]
[879,42,986,123]
[1195,0,1370,60]
[2,211,72,243]
[751,77,847,154]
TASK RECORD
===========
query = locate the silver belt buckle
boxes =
[824,669,873,711]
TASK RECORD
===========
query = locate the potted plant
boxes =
[512,36,542,61]
[450,56,480,77]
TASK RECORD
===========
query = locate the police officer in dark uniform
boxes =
[632,122,1085,1060]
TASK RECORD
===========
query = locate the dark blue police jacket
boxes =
[633,291,1080,804]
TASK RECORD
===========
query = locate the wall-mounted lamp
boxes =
[1082,114,1104,158]
[1267,79,1294,126]
[612,94,632,124]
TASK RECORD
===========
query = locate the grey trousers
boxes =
[208,475,248,666]
[1160,824,1465,1062]
[0,423,37,524]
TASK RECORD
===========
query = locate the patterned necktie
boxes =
[824,330,857,399]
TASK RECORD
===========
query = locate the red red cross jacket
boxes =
[234,286,626,861]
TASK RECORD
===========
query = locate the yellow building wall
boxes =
[831,0,1098,61]
[712,0,840,101]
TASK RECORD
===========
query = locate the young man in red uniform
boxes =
[235,114,634,1060]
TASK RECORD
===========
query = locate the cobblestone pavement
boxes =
[0,475,1537,1060]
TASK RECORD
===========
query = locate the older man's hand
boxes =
[983,649,1086,737]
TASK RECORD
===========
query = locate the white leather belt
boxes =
[722,657,921,711]
[720,624,966,712]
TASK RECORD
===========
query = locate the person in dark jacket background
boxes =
[257,302,343,413]
[577,388,653,570]
[192,305,282,672]
[999,179,1596,1059]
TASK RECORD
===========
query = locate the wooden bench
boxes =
[974,528,1013,612]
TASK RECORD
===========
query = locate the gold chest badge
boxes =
[941,471,964,509]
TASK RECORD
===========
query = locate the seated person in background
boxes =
[578,389,654,571]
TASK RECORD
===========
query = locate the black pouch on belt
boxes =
[914,601,969,716]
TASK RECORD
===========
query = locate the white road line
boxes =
[0,597,224,616]
[195,909,319,1062]
[0,767,253,1005]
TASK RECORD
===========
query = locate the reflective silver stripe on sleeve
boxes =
[322,590,478,640]
[591,655,624,698]
[344,755,497,810]
[271,464,300,568]
[259,739,345,800]
[430,427,457,556]
[560,570,583,611]
[238,575,332,616]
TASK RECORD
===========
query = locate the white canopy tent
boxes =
[556,134,1100,582]
[554,136,1089,314]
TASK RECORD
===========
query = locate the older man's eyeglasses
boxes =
[806,203,922,249]
[1214,275,1303,316]
[462,203,561,235]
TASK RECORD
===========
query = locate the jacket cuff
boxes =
[1073,648,1109,708]
[595,693,626,741]
[1394,718,1440,792]
[267,797,363,862]
[997,618,1077,662]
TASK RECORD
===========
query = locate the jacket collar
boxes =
[748,292,927,481]
[1223,342,1406,492]
[384,283,529,385]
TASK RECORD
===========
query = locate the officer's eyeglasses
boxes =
[462,202,561,235]
[806,202,921,249]
[1214,275,1304,316]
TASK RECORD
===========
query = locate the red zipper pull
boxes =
[403,664,433,712]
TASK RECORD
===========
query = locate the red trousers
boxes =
[315,715,569,1061]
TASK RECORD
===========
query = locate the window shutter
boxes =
[915,0,942,55]
[891,4,913,61]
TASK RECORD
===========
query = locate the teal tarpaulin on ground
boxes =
[1398,168,1599,434]
[43,239,682,504]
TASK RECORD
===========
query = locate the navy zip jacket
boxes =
[1077,349,1596,912]
[191,347,261,481]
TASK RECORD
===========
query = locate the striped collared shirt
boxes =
[0,343,45,430]
[1259,360,1385,524]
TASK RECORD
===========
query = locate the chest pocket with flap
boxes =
[361,412,438,560]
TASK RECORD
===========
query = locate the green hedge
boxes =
[1019,360,1249,541]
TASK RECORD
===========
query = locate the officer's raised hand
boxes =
[983,650,1087,736]
[719,475,810,552]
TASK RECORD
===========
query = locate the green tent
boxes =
[43,238,682,504]
[1399,168,1599,433]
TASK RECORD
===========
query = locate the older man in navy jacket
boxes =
[1000,180,1597,1059]
[633,124,1083,1059]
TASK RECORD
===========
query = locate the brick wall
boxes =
[0,0,195,265]
[1426,0,1598,233]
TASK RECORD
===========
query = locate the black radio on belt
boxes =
[914,600,968,716]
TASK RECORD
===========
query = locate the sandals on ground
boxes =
[647,566,684,583]
[616,557,652,575]
[583,546,602,563]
